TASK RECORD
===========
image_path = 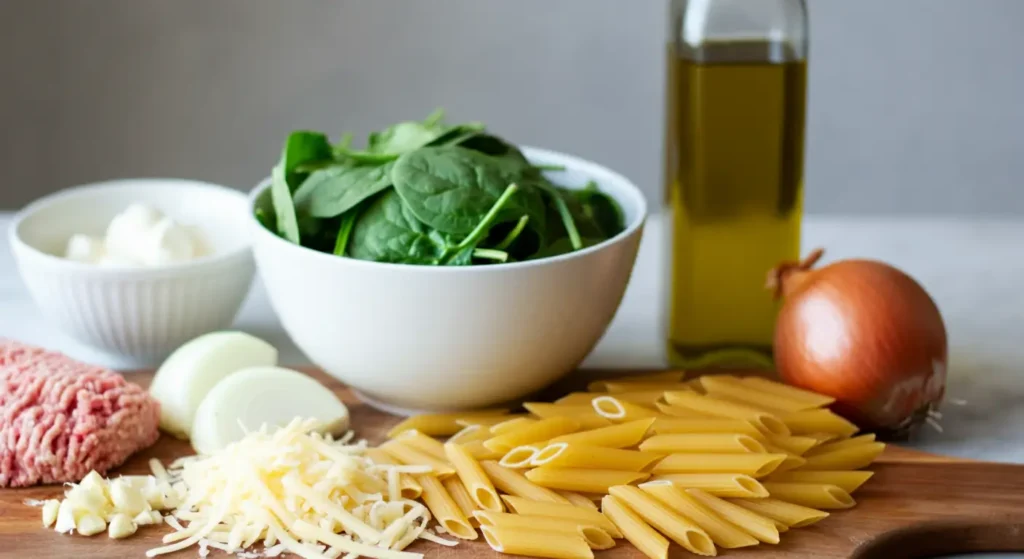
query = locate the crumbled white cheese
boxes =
[65,203,206,267]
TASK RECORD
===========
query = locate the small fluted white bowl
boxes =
[250,146,647,413]
[9,178,256,361]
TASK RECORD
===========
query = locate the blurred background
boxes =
[2,0,1022,213]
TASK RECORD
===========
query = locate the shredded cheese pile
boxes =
[152,418,454,558]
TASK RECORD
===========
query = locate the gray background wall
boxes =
[1,0,1022,214]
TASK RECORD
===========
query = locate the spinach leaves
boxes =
[262,110,625,266]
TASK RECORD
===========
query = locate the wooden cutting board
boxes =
[3,370,1024,559]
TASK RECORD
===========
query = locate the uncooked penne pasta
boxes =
[555,393,606,406]
[523,403,612,429]
[588,371,686,392]
[444,477,481,527]
[652,473,769,498]
[767,470,874,493]
[699,376,819,413]
[395,430,448,460]
[603,391,672,406]
[608,485,716,556]
[601,495,669,559]
[502,495,622,538]
[484,417,581,453]
[603,382,691,394]
[532,443,662,472]
[479,461,571,504]
[685,488,780,544]
[759,442,808,473]
[480,524,593,559]
[473,511,614,550]
[459,440,504,461]
[650,418,765,439]
[654,402,714,418]
[762,482,855,509]
[766,434,820,455]
[445,442,503,512]
[800,442,886,470]
[739,377,836,408]
[414,474,477,539]
[805,434,877,456]
[664,391,790,436]
[447,424,492,445]
[526,467,650,493]
[549,418,655,449]
[490,417,538,435]
[805,432,842,444]
[499,445,541,469]
[386,410,509,438]
[782,409,859,437]
[592,396,663,422]
[556,491,600,511]
[732,497,830,528]
[364,448,422,499]
[639,481,758,549]
[651,453,787,478]
[640,434,766,454]
[455,414,529,428]
[379,440,456,479]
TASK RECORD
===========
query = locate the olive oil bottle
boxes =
[665,0,808,369]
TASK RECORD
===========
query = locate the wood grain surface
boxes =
[3,370,1023,558]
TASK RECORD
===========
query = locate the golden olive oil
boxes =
[666,41,806,368]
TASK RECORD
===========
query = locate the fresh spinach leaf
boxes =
[270,131,332,243]
[293,162,394,218]
[348,190,446,264]
[333,209,361,256]
[271,164,301,243]
[446,183,520,256]
[572,181,625,238]
[532,236,604,259]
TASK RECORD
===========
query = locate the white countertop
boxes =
[3,212,1024,464]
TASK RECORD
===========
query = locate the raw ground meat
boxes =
[0,339,160,487]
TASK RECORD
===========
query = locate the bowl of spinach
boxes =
[249,111,647,412]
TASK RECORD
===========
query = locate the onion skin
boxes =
[771,249,948,437]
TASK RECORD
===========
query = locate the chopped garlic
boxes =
[110,478,149,516]
[108,514,137,539]
[76,513,106,537]
[41,500,60,528]
[54,499,78,534]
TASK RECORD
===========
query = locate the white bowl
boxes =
[9,178,256,361]
[249,146,647,413]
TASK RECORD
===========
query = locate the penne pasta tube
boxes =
[773,519,790,533]
[652,473,769,498]
[473,511,614,550]
[739,377,836,408]
[394,430,449,460]
[639,481,758,549]
[685,488,780,544]
[800,442,886,470]
[732,497,830,528]
[447,424,492,445]
[502,495,622,538]
[556,392,606,406]
[525,467,650,493]
[782,409,859,437]
[499,446,541,469]
[604,382,691,394]
[664,391,790,436]
[759,442,808,473]
[640,434,766,454]
[804,433,877,456]
[386,410,509,438]
[523,403,612,429]
[601,495,669,559]
[414,474,477,539]
[806,432,842,444]
[556,491,601,511]
[766,434,820,456]
[549,418,655,449]
[766,470,874,493]
[379,440,456,479]
[443,477,481,527]
[651,453,787,478]
[603,391,673,406]
[484,417,581,453]
[455,414,528,428]
[532,443,663,471]
[479,461,571,504]
[592,396,663,422]
[650,418,765,439]
[588,371,686,392]
[762,482,855,509]
[654,402,715,418]
[445,442,503,512]
[481,524,593,559]
[608,485,716,556]
[459,440,505,461]
[699,376,819,413]
[490,417,538,435]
